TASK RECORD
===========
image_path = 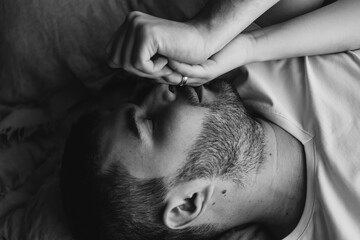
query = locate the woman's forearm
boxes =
[248,0,360,63]
[162,0,360,85]
[191,0,279,55]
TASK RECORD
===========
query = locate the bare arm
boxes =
[189,0,280,55]
[106,0,279,85]
[250,0,360,62]
[172,0,360,84]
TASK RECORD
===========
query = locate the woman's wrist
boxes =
[245,29,266,64]
[186,19,224,59]
[228,32,258,67]
[210,32,258,75]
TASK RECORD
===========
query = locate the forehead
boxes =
[101,104,209,179]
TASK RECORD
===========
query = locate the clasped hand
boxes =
[107,11,252,86]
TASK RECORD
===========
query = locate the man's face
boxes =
[100,81,245,180]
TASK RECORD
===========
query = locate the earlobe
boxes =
[163,183,215,229]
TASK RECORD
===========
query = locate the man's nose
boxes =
[139,84,177,112]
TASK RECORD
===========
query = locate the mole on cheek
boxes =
[222,190,227,194]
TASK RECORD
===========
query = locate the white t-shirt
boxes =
[235,50,360,240]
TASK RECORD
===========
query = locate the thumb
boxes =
[151,55,169,72]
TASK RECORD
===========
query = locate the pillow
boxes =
[3,1,356,239]
[0,1,327,238]
[0,75,135,239]
[0,0,208,106]
[0,2,210,237]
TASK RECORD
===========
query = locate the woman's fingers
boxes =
[107,17,131,68]
[168,59,217,80]
[165,59,219,86]
[161,72,208,86]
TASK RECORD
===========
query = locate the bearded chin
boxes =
[174,80,265,186]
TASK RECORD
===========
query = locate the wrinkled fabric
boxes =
[0,0,207,105]
[0,76,136,240]
[237,49,360,240]
[0,0,208,134]
[0,1,208,239]
[2,1,359,240]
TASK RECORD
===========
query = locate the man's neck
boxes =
[215,119,306,239]
[258,120,306,238]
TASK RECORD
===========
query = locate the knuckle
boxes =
[201,66,214,80]
[137,24,152,36]
[163,75,177,84]
[169,61,182,73]
[131,55,149,72]
[170,64,179,72]
[133,59,145,71]
[130,19,139,28]
[127,12,144,27]
[161,76,171,84]
[125,14,133,23]
[127,11,140,20]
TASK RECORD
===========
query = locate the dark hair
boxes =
[61,82,264,240]
[60,111,221,240]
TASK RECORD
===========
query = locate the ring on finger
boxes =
[178,75,188,87]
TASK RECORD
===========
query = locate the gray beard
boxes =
[172,80,265,186]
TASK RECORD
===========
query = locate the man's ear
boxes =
[163,181,215,229]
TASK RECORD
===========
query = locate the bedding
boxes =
[0,0,205,240]
[0,74,138,240]
[0,75,138,240]
[0,1,207,239]
[0,1,358,240]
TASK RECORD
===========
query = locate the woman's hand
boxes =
[165,33,255,86]
[106,11,212,85]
